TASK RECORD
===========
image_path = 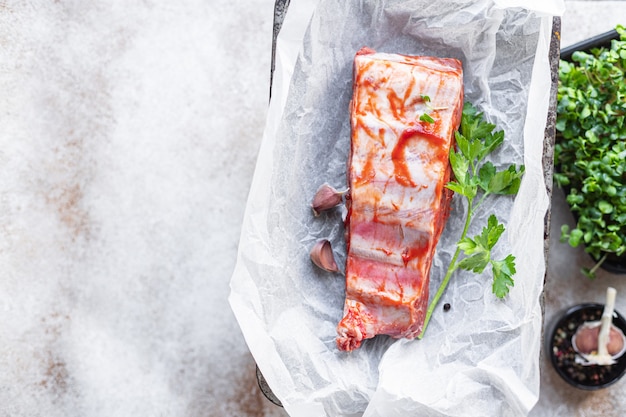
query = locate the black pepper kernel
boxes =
[443,303,451,312]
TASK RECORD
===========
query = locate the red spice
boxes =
[391,126,446,187]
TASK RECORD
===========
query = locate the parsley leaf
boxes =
[480,214,506,250]
[487,165,525,195]
[491,254,516,298]
[457,215,511,295]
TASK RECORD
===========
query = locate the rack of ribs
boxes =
[337,47,464,351]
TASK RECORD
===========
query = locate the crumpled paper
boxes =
[230,0,564,416]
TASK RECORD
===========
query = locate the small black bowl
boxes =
[547,303,626,390]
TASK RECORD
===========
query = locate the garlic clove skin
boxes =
[310,239,339,273]
[572,321,626,365]
[311,183,347,216]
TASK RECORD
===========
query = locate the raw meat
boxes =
[337,47,464,351]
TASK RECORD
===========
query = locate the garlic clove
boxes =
[572,288,626,366]
[608,326,626,356]
[572,321,626,365]
[311,183,347,216]
[572,322,602,354]
[310,239,339,273]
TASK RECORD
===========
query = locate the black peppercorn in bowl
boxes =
[547,303,626,390]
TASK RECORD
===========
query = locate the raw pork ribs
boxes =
[337,47,463,351]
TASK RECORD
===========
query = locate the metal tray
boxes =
[256,1,562,406]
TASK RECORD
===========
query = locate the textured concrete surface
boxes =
[0,1,285,416]
[0,1,624,416]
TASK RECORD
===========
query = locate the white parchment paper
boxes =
[230,1,564,416]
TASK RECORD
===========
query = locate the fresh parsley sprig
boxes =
[418,102,524,338]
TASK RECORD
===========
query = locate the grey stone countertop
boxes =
[0,1,623,417]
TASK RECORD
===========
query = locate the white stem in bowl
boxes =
[597,287,616,359]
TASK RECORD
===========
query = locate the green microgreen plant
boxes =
[419,102,524,338]
[555,24,626,278]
